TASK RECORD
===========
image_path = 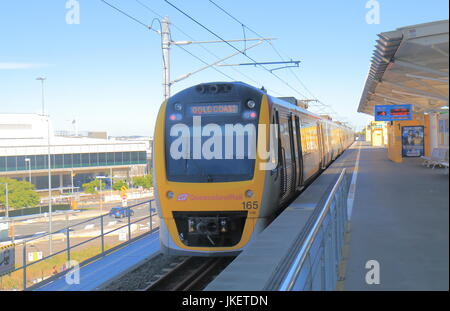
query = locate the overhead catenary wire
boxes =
[208,0,313,97]
[164,0,308,99]
[207,0,349,122]
[100,0,244,89]
[100,0,159,33]
[135,0,284,96]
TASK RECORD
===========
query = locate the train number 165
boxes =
[242,201,259,210]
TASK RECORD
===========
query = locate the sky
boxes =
[0,0,448,136]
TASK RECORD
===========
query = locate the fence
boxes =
[278,168,349,291]
[0,204,71,218]
[0,200,157,291]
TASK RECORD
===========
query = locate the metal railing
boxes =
[0,200,157,291]
[278,168,349,291]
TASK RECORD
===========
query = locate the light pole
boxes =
[99,179,103,215]
[109,168,113,199]
[36,76,53,254]
[96,176,108,215]
[36,77,46,115]
[25,158,31,184]
[0,182,8,218]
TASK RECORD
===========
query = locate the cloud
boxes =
[0,63,49,70]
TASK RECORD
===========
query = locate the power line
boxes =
[174,44,236,81]
[100,0,242,90]
[208,1,311,93]
[100,0,158,33]
[207,1,351,122]
[133,0,268,86]
[135,0,283,96]
[164,0,307,99]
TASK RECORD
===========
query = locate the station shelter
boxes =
[357,20,449,163]
[365,121,388,147]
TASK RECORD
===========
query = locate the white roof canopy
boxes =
[358,20,449,115]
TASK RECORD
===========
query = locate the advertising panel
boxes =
[402,126,424,157]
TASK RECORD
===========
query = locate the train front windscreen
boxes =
[164,85,263,183]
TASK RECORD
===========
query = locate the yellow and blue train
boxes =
[153,82,353,256]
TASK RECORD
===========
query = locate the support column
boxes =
[59,174,64,189]
[429,112,439,156]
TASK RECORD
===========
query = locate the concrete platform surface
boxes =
[206,143,360,291]
[344,145,449,291]
[35,230,160,291]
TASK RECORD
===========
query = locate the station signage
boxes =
[374,104,412,121]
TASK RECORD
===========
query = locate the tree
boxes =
[82,179,101,194]
[0,177,40,210]
[112,180,128,191]
[132,173,153,189]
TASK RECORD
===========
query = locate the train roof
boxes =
[171,82,352,130]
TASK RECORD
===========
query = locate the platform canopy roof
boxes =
[358,20,449,116]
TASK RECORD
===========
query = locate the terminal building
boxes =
[0,114,150,193]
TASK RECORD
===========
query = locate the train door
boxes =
[322,122,330,166]
[294,115,304,188]
[317,121,325,169]
[279,113,294,203]
[275,111,286,200]
[288,114,299,192]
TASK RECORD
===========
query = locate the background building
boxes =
[0,114,150,194]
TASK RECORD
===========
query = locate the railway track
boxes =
[144,256,234,291]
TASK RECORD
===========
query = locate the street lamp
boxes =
[25,158,31,184]
[96,176,108,215]
[36,76,53,255]
[0,182,8,218]
[36,77,46,115]
[109,168,113,199]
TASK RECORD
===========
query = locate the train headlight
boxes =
[209,84,219,93]
[188,219,195,233]
[166,191,174,199]
[168,113,182,121]
[245,190,254,198]
[220,219,227,233]
[242,111,257,119]
[246,100,256,109]
[174,103,182,111]
[196,84,206,93]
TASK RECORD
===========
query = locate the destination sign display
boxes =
[189,103,240,115]
[374,104,412,121]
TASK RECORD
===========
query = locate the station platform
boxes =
[343,144,449,291]
[34,230,160,291]
[206,142,360,291]
[207,142,449,291]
